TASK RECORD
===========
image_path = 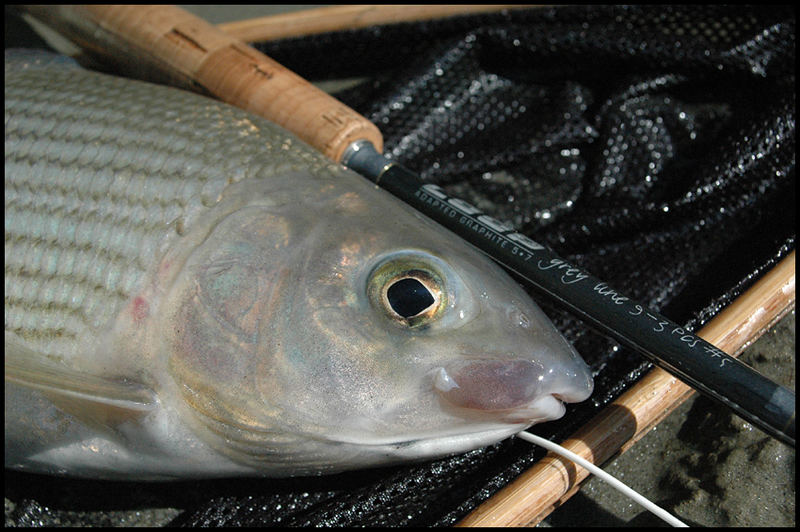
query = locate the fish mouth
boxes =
[321,357,588,452]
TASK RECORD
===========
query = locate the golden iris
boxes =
[367,257,447,328]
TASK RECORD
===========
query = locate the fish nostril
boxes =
[434,359,548,412]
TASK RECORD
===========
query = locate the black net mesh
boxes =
[5,4,795,527]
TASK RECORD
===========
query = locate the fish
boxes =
[4,49,593,480]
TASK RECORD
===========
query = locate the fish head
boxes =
[164,180,593,474]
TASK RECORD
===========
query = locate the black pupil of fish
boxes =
[387,277,435,318]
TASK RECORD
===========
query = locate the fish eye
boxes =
[367,256,447,328]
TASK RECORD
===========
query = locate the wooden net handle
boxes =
[23,5,383,162]
[217,5,533,43]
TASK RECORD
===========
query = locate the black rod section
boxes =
[344,141,795,448]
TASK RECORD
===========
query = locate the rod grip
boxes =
[22,4,383,162]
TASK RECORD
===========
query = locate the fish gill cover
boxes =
[5,4,794,526]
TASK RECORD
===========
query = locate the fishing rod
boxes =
[20,5,794,448]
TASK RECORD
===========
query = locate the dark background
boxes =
[5,5,794,526]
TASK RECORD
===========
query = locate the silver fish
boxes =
[4,50,593,480]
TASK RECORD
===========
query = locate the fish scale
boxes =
[4,53,335,360]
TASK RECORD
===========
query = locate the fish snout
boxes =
[433,358,590,424]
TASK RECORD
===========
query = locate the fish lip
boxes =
[434,390,569,425]
[321,424,528,450]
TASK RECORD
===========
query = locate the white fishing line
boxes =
[517,431,688,527]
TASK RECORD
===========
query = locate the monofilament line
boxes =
[517,431,688,527]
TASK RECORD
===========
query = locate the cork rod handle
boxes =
[23,5,383,162]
